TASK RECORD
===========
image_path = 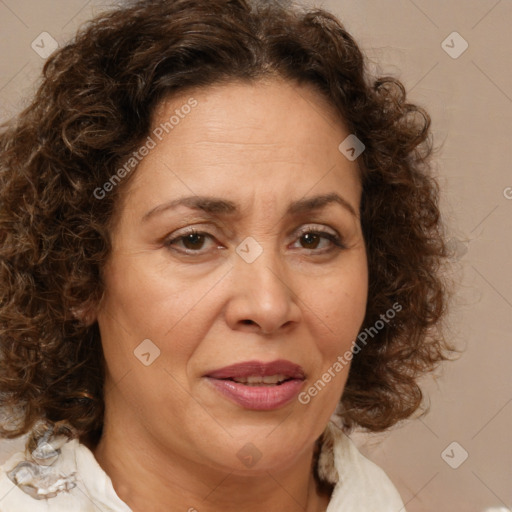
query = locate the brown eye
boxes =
[165,229,217,254]
[292,229,345,252]
[182,233,206,250]
[300,233,321,249]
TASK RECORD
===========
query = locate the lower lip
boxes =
[206,378,304,410]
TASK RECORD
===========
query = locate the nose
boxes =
[223,246,302,335]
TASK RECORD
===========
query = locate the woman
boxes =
[0,0,452,510]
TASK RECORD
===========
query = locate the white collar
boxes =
[1,422,405,511]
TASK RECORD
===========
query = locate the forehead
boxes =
[117,78,361,219]
[152,78,349,154]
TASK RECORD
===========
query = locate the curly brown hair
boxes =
[0,0,454,447]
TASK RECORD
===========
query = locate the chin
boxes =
[199,425,316,475]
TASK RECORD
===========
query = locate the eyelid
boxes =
[293,223,338,237]
[164,227,220,252]
[291,225,346,250]
[164,223,221,243]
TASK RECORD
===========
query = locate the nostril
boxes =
[241,319,256,326]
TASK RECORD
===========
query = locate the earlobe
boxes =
[72,289,106,326]
[71,303,98,326]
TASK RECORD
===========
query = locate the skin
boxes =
[92,78,368,512]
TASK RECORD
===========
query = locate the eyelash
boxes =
[164,226,346,256]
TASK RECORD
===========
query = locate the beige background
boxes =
[1,1,511,511]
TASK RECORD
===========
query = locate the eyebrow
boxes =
[142,192,358,222]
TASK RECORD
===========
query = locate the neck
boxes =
[93,414,331,512]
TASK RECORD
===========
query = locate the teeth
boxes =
[232,374,289,385]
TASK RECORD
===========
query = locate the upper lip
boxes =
[205,360,305,380]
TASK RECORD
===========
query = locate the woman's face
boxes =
[95,79,368,473]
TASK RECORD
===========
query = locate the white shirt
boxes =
[0,422,406,511]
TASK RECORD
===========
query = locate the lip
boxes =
[205,359,305,410]
[206,360,305,380]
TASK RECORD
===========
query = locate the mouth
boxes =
[225,374,293,386]
[204,360,306,410]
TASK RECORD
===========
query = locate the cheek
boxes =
[100,255,204,336]
[98,254,226,386]
[310,263,368,350]
[299,273,367,414]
